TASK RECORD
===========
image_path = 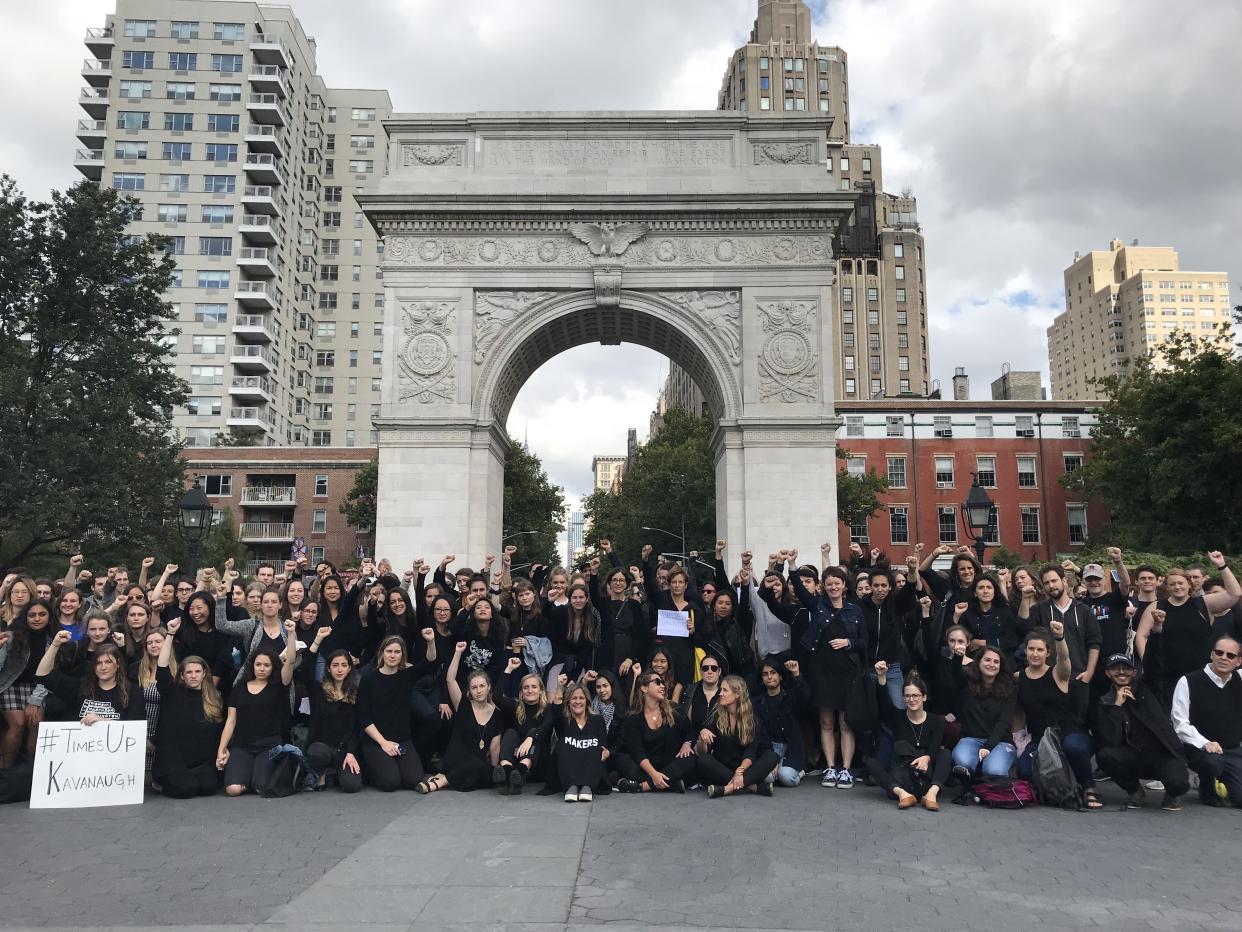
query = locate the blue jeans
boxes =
[1017,730,1094,787]
[952,737,1016,777]
[767,741,802,787]
[867,662,904,710]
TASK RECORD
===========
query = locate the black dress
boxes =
[443,700,505,790]
[556,713,609,790]
[809,606,865,712]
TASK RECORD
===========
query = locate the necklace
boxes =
[907,713,926,748]
[473,703,491,751]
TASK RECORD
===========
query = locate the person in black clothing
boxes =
[0,599,56,766]
[957,574,1022,660]
[680,654,723,731]
[35,631,145,723]
[634,647,681,706]
[175,592,235,690]
[152,618,222,798]
[545,583,599,680]
[697,589,755,680]
[357,633,435,792]
[589,541,646,678]
[696,675,778,798]
[753,656,810,787]
[1171,635,1242,808]
[1078,554,1136,698]
[858,568,915,711]
[557,682,609,802]
[215,621,297,796]
[616,671,696,793]
[1019,566,1103,683]
[451,595,508,690]
[1094,653,1188,811]
[866,666,950,811]
[643,564,702,696]
[949,646,1018,779]
[494,672,558,794]
[301,632,363,793]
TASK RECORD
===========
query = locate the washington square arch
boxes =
[359,112,856,567]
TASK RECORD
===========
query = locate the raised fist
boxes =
[1049,619,1064,639]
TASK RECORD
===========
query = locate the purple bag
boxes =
[972,778,1037,809]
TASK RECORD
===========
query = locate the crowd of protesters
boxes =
[0,537,1238,812]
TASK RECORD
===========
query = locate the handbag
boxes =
[843,664,879,732]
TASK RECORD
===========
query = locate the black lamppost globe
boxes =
[962,477,996,565]
[178,480,214,573]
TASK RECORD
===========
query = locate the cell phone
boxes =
[396,744,406,756]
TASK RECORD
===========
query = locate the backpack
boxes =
[258,748,306,798]
[0,760,34,805]
[971,778,1037,809]
[1031,727,1082,810]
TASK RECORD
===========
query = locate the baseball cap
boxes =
[1104,653,1136,669]
[1082,563,1106,580]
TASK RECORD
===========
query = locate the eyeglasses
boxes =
[1212,649,1239,660]
[903,694,923,701]
[646,677,664,686]
[700,664,720,672]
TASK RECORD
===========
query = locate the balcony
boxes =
[227,407,273,431]
[79,87,109,119]
[229,375,274,403]
[75,119,107,145]
[241,185,278,215]
[82,58,112,87]
[250,37,291,68]
[73,148,104,180]
[235,281,277,310]
[237,247,277,277]
[240,486,297,506]
[230,344,276,372]
[240,521,296,542]
[243,152,281,184]
[247,65,287,97]
[233,312,276,342]
[239,213,280,245]
[84,26,114,57]
[244,123,284,157]
[247,93,286,126]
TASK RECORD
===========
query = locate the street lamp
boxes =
[961,476,996,566]
[502,530,536,543]
[642,524,686,560]
[178,480,214,576]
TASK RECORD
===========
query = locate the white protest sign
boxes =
[657,609,691,637]
[30,720,147,809]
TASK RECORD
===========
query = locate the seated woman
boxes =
[357,633,435,792]
[752,655,810,787]
[301,628,363,793]
[152,618,223,798]
[557,682,609,802]
[494,672,557,795]
[866,665,951,811]
[949,645,1018,780]
[586,669,624,773]
[679,652,723,732]
[696,675,779,798]
[419,643,519,793]
[616,671,696,793]
[214,621,297,797]
[630,647,681,707]
[35,630,144,723]
[1016,622,1102,810]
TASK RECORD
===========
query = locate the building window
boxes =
[844,416,863,438]
[311,431,332,447]
[1017,455,1038,488]
[1067,505,1088,545]
[117,111,150,131]
[186,396,221,417]
[199,237,232,256]
[313,475,329,496]
[168,52,197,70]
[845,378,856,395]
[895,265,905,281]
[204,143,237,162]
[886,456,906,488]
[938,507,957,544]
[122,50,154,70]
[850,518,869,545]
[195,270,228,289]
[982,509,1000,546]
[889,507,909,545]
[313,377,335,395]
[201,205,234,224]
[204,175,235,193]
[1015,415,1035,437]
[209,83,242,101]
[1063,454,1083,474]
[154,203,185,223]
[211,53,244,73]
[1062,416,1081,438]
[202,474,232,496]
[120,80,153,99]
[1020,506,1041,545]
[975,416,993,439]
[207,113,239,132]
[975,455,996,488]
[933,415,953,438]
[349,160,374,174]
[845,456,866,478]
[171,20,199,39]
[867,287,879,301]
[124,18,157,37]
[189,365,223,385]
[315,350,336,367]
[193,303,227,322]
[213,22,246,40]
[885,416,903,438]
[935,456,954,487]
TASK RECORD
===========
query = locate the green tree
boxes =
[1066,328,1242,553]
[199,508,252,572]
[503,438,567,568]
[340,454,378,534]
[836,448,890,533]
[584,408,715,566]
[0,177,188,575]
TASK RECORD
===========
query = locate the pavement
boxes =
[1,778,1240,932]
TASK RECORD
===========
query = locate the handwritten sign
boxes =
[30,720,147,809]
[657,609,691,638]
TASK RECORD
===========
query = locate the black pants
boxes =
[360,740,424,792]
[306,741,363,794]
[867,749,952,799]
[445,756,496,791]
[1185,744,1242,805]
[695,748,781,788]
[616,752,696,788]
[500,728,541,771]
[159,762,219,799]
[1095,745,1190,797]
[223,741,278,791]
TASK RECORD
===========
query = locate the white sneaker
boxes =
[564,785,580,802]
[578,786,593,803]
[1142,780,1165,792]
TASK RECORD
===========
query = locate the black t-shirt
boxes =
[227,679,287,749]
[557,714,608,788]
[357,666,418,744]
[1083,590,1132,667]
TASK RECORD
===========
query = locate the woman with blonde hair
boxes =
[494,672,557,794]
[135,626,176,786]
[357,632,435,792]
[557,681,609,802]
[696,675,779,798]
[153,618,223,798]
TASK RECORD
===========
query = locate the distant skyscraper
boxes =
[566,510,585,566]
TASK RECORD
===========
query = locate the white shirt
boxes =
[1171,664,1241,749]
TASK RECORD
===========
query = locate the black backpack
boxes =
[258,750,305,798]
[1031,727,1082,810]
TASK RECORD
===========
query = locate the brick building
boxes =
[182,447,374,573]
[835,401,1108,563]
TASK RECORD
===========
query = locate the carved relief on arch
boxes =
[756,300,819,403]
[473,291,556,364]
[657,291,742,366]
[397,300,457,404]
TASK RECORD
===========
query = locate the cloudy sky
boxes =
[3,0,1239,514]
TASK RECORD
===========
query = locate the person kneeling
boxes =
[695,675,779,798]
[1095,654,1189,811]
[866,665,950,811]
[1172,635,1242,808]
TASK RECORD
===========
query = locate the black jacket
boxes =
[1096,681,1184,760]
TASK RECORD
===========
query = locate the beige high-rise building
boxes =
[75,0,390,451]
[591,455,626,493]
[1048,239,1232,399]
[716,0,931,401]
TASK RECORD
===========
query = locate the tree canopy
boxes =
[0,177,188,575]
[340,454,379,535]
[836,448,891,534]
[503,438,567,568]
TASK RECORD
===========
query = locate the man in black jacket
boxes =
[1095,654,1189,811]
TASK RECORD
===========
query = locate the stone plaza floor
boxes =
[1,778,1239,931]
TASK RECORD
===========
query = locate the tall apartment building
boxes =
[75,1,391,450]
[591,455,626,493]
[566,510,586,566]
[1048,239,1232,399]
[716,0,931,401]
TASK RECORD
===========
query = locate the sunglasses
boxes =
[1212,649,1239,660]
[645,677,664,686]
[700,663,720,672]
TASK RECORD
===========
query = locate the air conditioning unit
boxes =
[934,428,952,438]
[935,481,953,489]
[1016,429,1034,438]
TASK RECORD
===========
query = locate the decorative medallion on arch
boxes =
[397,300,456,404]
[757,300,820,403]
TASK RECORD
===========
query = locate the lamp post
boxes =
[961,476,996,567]
[178,480,214,576]
[641,524,686,562]
[502,530,536,543]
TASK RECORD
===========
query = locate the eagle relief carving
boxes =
[568,222,650,258]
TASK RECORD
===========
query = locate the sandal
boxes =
[1083,790,1104,810]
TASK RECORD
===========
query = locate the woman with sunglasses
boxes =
[696,675,778,798]
[680,652,724,732]
[866,664,950,811]
[616,671,696,793]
